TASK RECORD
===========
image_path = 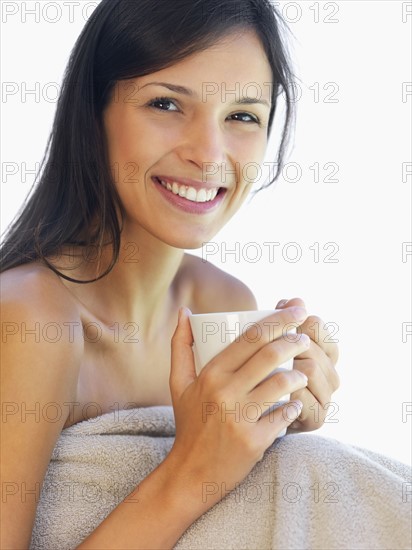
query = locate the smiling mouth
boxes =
[153,177,224,203]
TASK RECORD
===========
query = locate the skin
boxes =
[1,28,340,549]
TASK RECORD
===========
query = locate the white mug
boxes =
[189,310,299,436]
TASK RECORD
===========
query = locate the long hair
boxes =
[0,0,297,283]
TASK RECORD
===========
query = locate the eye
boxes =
[228,112,261,124]
[146,96,180,112]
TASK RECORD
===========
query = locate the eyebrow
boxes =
[138,81,271,108]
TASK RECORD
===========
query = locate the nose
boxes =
[176,116,228,176]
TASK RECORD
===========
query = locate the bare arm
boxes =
[75,451,214,550]
[1,275,84,548]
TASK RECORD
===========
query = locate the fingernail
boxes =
[178,306,187,322]
[277,299,288,307]
[287,400,303,420]
[296,370,308,384]
[300,334,311,347]
[292,306,307,322]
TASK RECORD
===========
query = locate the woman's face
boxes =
[103,29,273,249]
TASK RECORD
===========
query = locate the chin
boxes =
[167,237,212,250]
[161,230,219,251]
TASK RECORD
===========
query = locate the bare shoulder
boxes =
[181,253,258,313]
[2,262,73,305]
[0,261,83,376]
[0,264,84,385]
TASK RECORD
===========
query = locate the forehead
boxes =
[127,30,273,101]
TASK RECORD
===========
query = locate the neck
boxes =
[56,225,186,334]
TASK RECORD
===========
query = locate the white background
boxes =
[1,1,411,464]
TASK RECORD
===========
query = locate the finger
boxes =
[287,383,337,431]
[170,307,196,399]
[291,358,332,408]
[255,399,304,446]
[287,389,323,431]
[211,306,308,373]
[294,334,340,393]
[236,332,311,389]
[248,366,309,413]
[298,315,339,366]
[276,297,306,310]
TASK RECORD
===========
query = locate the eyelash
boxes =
[146,96,262,126]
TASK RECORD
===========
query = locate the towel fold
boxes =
[30,406,412,550]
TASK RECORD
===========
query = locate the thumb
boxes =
[170,306,196,399]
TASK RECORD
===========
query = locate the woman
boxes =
[0,0,380,548]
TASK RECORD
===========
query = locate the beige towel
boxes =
[30,406,412,550]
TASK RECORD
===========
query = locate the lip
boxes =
[151,176,227,215]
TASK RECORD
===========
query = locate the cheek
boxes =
[107,127,155,189]
[234,135,267,183]
[117,120,181,177]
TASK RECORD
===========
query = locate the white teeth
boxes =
[158,179,220,203]
[196,189,207,202]
[186,187,197,201]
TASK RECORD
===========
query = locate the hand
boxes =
[168,305,311,508]
[275,297,340,433]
